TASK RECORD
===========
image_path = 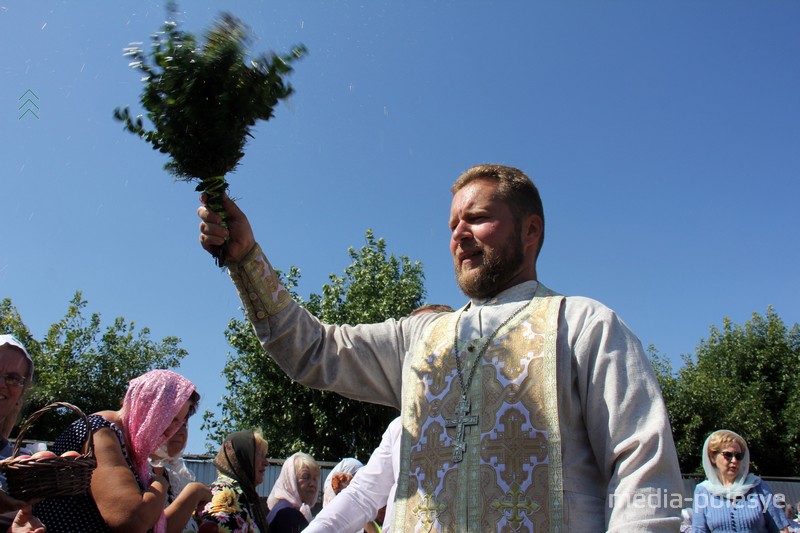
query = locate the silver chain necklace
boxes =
[445,301,529,463]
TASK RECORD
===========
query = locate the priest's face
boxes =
[450,179,528,299]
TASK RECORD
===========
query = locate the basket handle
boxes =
[13,402,94,459]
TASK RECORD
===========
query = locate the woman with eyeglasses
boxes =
[197,430,269,532]
[0,334,46,533]
[692,429,790,532]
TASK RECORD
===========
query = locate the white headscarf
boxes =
[0,334,33,379]
[267,452,316,523]
[322,457,364,507]
[698,429,761,499]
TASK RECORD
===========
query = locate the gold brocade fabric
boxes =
[394,284,564,533]
[228,243,293,322]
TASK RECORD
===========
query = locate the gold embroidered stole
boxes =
[394,284,564,532]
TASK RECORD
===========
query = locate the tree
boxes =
[202,229,426,460]
[0,292,188,441]
[650,307,800,476]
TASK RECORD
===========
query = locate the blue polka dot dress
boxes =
[34,414,150,533]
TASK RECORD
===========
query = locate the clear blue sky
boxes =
[2,1,798,455]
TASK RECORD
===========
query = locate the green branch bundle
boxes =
[114,6,305,265]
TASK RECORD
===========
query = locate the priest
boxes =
[197,164,683,531]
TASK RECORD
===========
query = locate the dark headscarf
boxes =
[213,430,268,532]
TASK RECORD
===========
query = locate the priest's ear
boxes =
[522,214,545,261]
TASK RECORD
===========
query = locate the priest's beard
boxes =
[455,230,525,300]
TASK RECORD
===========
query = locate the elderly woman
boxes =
[267,452,320,533]
[692,429,790,533]
[198,430,269,532]
[35,369,206,533]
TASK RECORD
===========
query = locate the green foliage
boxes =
[1,293,187,441]
[651,307,800,476]
[202,230,426,460]
[113,2,305,264]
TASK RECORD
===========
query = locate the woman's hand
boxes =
[164,481,213,533]
[10,506,46,533]
[184,482,213,509]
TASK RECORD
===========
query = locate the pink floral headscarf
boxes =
[119,370,196,533]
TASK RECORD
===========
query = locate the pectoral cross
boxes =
[445,396,478,463]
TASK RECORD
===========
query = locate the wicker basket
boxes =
[0,402,97,499]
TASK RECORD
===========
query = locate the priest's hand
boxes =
[198,194,256,265]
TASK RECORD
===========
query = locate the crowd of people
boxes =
[0,334,385,533]
[2,164,798,532]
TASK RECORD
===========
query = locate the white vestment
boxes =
[229,244,684,532]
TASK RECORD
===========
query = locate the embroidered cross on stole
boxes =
[394,284,564,533]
